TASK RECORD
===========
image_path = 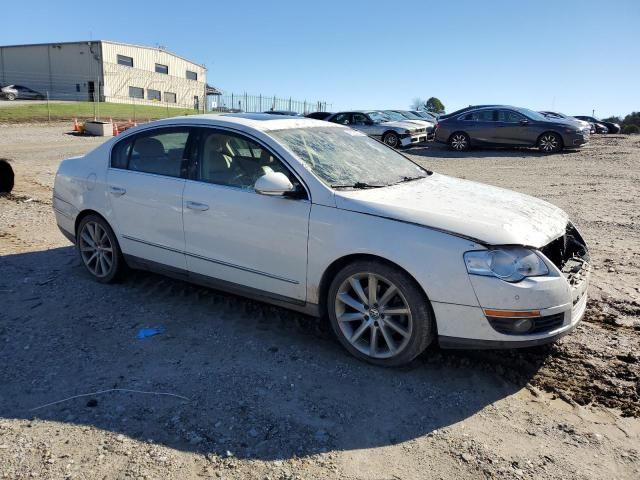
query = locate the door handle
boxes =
[186,201,209,211]
[109,186,126,196]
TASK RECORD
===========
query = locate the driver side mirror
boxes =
[255,171,295,196]
[364,120,374,125]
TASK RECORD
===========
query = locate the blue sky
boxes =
[2,0,638,117]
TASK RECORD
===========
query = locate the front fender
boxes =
[307,205,482,308]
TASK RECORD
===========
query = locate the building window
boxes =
[128,86,144,99]
[147,89,161,102]
[165,92,177,104]
[75,84,81,92]
[186,70,198,81]
[155,63,168,74]
[117,54,134,67]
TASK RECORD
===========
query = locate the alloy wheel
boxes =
[539,134,559,152]
[384,134,398,148]
[334,273,413,359]
[450,134,468,150]
[79,221,114,278]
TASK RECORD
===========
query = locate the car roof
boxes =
[140,113,341,132]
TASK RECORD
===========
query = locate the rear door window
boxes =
[473,110,497,121]
[331,113,351,125]
[352,113,369,125]
[498,110,526,123]
[110,128,192,178]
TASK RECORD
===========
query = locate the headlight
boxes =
[464,247,549,282]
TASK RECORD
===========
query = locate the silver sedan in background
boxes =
[326,110,427,148]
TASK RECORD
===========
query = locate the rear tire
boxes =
[448,132,470,151]
[538,132,563,153]
[76,214,125,283]
[5,93,16,101]
[327,260,435,367]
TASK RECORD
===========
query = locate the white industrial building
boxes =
[0,40,221,109]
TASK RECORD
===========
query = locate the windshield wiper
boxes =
[391,175,427,185]
[331,182,387,189]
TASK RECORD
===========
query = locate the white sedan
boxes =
[53,114,590,366]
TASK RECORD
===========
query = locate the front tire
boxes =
[538,132,563,153]
[5,93,16,101]
[448,132,470,151]
[327,260,435,367]
[382,132,400,149]
[77,214,124,283]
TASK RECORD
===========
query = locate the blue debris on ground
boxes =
[136,327,165,339]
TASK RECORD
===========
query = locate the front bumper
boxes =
[435,227,590,349]
[437,286,587,349]
[399,133,428,147]
[564,131,590,147]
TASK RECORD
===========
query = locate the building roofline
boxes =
[0,40,206,70]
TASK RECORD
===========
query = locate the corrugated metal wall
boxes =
[0,42,102,101]
[100,41,207,109]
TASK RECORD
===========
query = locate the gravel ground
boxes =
[0,124,638,479]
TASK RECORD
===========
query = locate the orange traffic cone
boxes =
[73,118,80,132]
[112,122,119,136]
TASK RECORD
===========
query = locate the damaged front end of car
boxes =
[539,222,591,305]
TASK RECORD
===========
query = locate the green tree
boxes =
[425,97,445,114]
[602,116,622,124]
[622,112,640,127]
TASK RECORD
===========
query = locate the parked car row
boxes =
[300,110,435,148]
[298,104,618,154]
[0,84,46,100]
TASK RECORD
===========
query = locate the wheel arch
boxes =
[317,253,436,326]
[381,130,401,142]
[447,130,470,144]
[74,209,112,239]
[536,130,565,148]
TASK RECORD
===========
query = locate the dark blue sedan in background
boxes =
[435,105,590,153]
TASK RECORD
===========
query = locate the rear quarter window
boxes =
[111,138,133,169]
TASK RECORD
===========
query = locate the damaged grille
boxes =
[539,223,590,287]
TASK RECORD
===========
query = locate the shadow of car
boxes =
[0,246,549,460]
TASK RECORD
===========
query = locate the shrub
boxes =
[621,124,640,134]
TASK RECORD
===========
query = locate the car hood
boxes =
[380,120,422,131]
[334,173,568,247]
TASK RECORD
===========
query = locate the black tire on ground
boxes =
[0,159,14,193]
[382,132,400,149]
[76,214,125,283]
[448,132,470,151]
[537,132,563,153]
[327,260,435,367]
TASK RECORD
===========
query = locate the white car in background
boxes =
[53,114,590,366]
[325,110,427,148]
